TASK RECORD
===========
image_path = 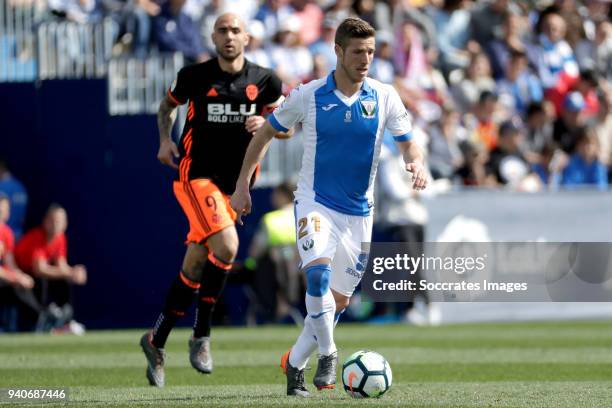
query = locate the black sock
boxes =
[151,271,200,348]
[193,256,230,338]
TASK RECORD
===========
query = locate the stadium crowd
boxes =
[28,0,612,190]
[2,0,609,189]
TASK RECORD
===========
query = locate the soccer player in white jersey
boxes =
[231,17,427,397]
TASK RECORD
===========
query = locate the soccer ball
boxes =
[342,350,392,398]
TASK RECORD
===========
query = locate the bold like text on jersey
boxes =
[207,103,256,123]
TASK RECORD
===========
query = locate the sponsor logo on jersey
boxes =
[322,103,338,111]
[302,238,314,251]
[207,103,256,123]
[206,87,218,97]
[246,84,258,101]
[360,100,376,118]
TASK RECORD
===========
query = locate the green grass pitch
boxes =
[1,321,612,407]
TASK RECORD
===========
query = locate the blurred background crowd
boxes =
[7,0,611,190]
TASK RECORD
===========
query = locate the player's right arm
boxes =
[231,85,306,224]
[157,96,180,169]
[157,69,191,169]
[231,121,278,224]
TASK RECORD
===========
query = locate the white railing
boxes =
[108,52,184,115]
[37,17,114,79]
[0,0,38,81]
[256,134,303,188]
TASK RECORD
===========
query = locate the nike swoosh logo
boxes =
[310,311,328,319]
[348,372,358,396]
[322,104,338,111]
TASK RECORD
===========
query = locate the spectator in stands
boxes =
[254,0,295,42]
[269,15,313,88]
[428,102,466,180]
[0,194,40,332]
[290,0,323,46]
[323,0,352,30]
[572,70,601,120]
[352,0,375,28]
[532,11,579,91]
[471,0,520,47]
[247,182,301,324]
[15,204,87,332]
[128,0,162,58]
[532,143,566,190]
[456,141,492,186]
[524,102,554,163]
[539,0,584,49]
[486,119,539,190]
[395,20,448,122]
[486,10,528,80]
[465,90,501,151]
[496,49,543,116]
[561,126,608,190]
[245,20,272,68]
[0,159,28,240]
[577,18,612,82]
[397,0,436,51]
[431,0,478,74]
[369,30,394,84]
[199,0,223,55]
[594,87,612,178]
[0,195,33,290]
[451,52,496,113]
[309,14,339,77]
[152,0,206,64]
[553,91,587,153]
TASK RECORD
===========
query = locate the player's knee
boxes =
[305,264,331,297]
[213,240,238,264]
[208,229,238,263]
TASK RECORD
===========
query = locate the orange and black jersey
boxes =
[168,58,283,194]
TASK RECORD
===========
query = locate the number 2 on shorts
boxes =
[298,215,320,239]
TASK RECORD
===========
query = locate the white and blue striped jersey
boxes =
[269,71,413,216]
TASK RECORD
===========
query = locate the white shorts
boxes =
[294,196,373,297]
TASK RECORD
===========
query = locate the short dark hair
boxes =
[509,48,527,61]
[46,202,65,216]
[334,17,375,50]
[527,102,545,117]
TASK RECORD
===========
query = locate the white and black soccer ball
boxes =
[342,350,392,398]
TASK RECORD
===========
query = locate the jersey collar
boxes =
[323,70,373,96]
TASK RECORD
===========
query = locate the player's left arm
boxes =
[396,140,427,191]
[385,86,427,191]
